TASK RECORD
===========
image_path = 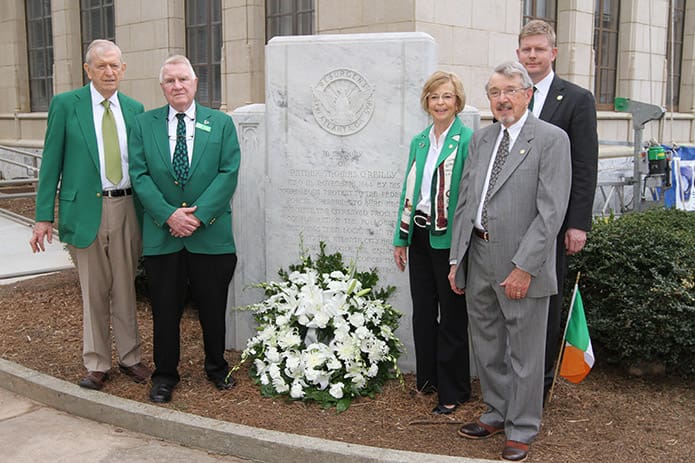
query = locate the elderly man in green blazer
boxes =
[129,55,241,404]
[30,40,151,390]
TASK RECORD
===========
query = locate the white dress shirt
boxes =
[531,71,554,118]
[416,119,454,216]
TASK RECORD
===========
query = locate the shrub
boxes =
[569,208,695,377]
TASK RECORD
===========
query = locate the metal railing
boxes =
[0,144,40,199]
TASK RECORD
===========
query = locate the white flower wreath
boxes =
[237,243,403,411]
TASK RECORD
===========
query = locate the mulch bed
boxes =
[1,269,693,463]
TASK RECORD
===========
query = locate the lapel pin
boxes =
[452,134,460,141]
[520,149,526,155]
[449,144,454,149]
[419,142,425,148]
[556,95,563,101]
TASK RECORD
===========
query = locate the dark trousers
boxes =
[408,226,471,405]
[544,233,569,396]
[144,249,237,386]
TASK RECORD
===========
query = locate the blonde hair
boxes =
[420,71,466,113]
[519,19,556,47]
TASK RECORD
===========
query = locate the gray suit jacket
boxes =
[450,113,571,297]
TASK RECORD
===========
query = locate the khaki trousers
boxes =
[69,195,143,372]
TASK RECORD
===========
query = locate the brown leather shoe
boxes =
[78,371,109,390]
[501,440,529,462]
[457,420,504,439]
[119,363,151,383]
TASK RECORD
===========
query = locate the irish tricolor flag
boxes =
[559,284,595,384]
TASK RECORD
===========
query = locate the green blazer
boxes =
[392,116,473,250]
[128,103,241,256]
[35,85,144,248]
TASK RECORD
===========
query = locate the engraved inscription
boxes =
[278,161,403,267]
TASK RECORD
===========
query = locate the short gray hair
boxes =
[85,39,122,66]
[485,61,533,92]
[159,55,197,83]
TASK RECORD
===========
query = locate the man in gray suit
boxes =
[447,61,571,462]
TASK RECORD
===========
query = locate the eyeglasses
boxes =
[487,87,529,99]
[428,93,455,103]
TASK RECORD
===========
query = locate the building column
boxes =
[51,0,83,94]
[680,2,695,113]
[222,0,265,111]
[556,0,595,91]
[116,0,185,109]
[0,0,30,114]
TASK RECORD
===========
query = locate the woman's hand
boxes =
[394,246,408,271]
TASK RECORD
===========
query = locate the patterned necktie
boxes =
[482,129,510,229]
[102,100,122,184]
[173,113,189,185]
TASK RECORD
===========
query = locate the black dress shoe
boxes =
[457,421,504,439]
[431,404,458,415]
[149,383,174,403]
[209,375,236,390]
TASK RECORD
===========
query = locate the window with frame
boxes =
[266,0,314,42]
[522,0,557,29]
[665,0,685,112]
[593,0,620,109]
[186,0,221,109]
[26,0,54,111]
[80,0,115,84]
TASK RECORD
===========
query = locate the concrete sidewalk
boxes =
[0,387,250,463]
[0,209,73,282]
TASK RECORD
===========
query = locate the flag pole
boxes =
[547,271,581,404]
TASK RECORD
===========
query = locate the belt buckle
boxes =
[475,228,489,241]
[413,213,430,229]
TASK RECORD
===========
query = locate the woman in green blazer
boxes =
[393,71,473,414]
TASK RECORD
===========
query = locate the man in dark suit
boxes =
[448,61,571,461]
[129,55,241,403]
[30,39,151,390]
[516,19,599,401]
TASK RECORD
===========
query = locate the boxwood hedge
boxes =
[568,208,695,377]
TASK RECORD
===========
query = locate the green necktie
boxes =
[102,100,122,184]
[173,113,189,185]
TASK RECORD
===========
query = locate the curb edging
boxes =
[0,358,493,463]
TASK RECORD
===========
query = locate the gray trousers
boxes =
[465,235,547,444]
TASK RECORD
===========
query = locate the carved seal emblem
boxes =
[312,68,375,136]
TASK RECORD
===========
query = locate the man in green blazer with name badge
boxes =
[129,55,241,404]
[30,40,150,391]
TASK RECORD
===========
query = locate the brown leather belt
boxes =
[473,228,489,241]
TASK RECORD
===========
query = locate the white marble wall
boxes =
[227,104,267,350]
